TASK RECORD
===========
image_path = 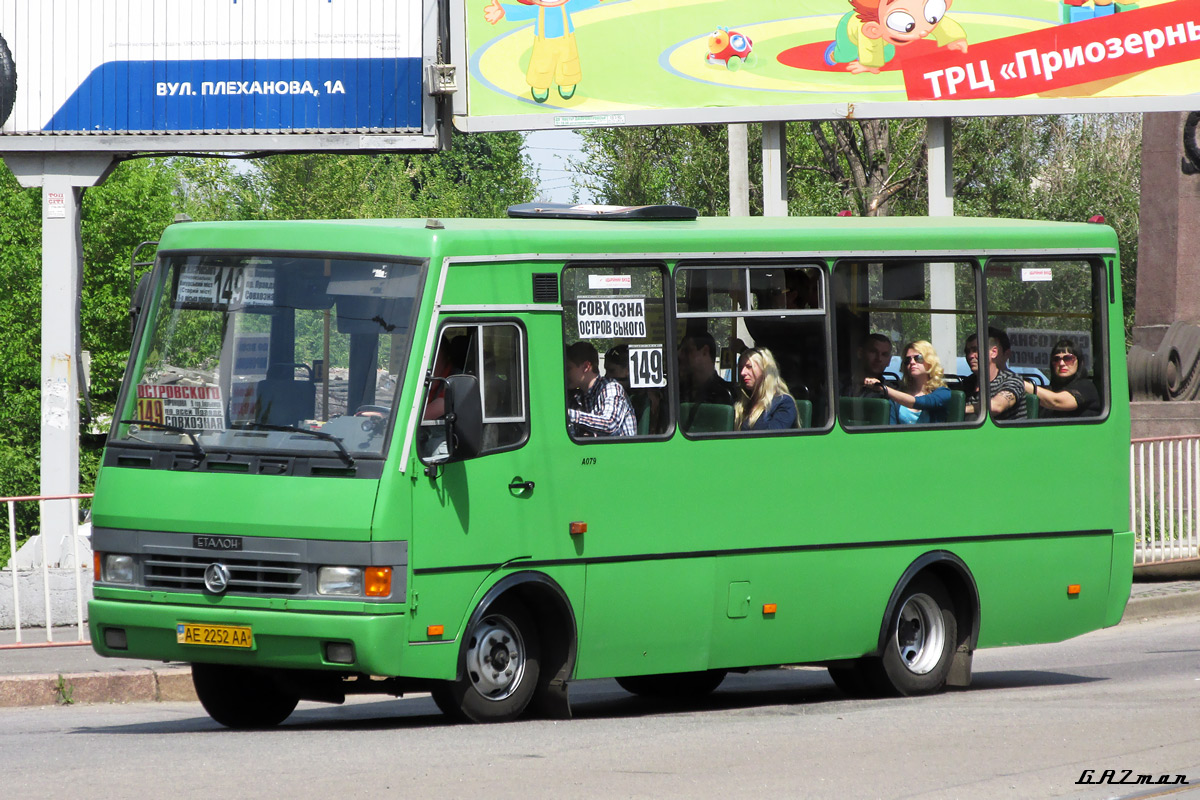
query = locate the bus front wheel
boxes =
[431,599,541,723]
[191,663,300,729]
[871,576,957,696]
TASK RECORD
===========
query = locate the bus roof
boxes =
[156,215,1119,260]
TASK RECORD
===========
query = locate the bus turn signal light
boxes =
[1068,584,1081,596]
[365,567,393,597]
[570,521,587,535]
[427,625,444,637]
[763,603,777,615]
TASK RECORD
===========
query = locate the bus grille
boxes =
[143,555,304,595]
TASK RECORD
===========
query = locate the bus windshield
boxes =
[116,253,423,461]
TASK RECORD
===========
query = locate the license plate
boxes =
[176,623,253,648]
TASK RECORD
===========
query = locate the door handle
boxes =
[508,479,535,492]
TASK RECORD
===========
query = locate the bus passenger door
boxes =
[408,320,559,644]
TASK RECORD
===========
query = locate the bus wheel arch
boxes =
[433,571,577,722]
[876,552,980,692]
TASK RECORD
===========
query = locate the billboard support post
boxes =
[927,117,957,365]
[729,124,749,217]
[763,121,787,217]
[2,153,114,561]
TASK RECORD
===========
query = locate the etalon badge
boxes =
[203,563,231,594]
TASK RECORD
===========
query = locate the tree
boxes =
[572,115,1141,333]
[249,132,535,219]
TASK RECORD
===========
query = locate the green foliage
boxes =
[249,132,535,220]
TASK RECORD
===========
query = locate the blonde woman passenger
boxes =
[735,347,799,431]
[863,340,950,424]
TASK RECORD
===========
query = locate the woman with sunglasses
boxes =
[734,347,798,431]
[1025,339,1100,418]
[864,340,950,424]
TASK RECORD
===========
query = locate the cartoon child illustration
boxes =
[824,0,968,74]
[484,0,605,103]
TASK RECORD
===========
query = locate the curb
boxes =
[0,666,195,708]
[1121,588,1200,622]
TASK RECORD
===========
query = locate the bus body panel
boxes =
[89,598,409,675]
[92,467,381,540]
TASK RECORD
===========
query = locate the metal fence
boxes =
[1132,436,1200,566]
[2,493,92,648]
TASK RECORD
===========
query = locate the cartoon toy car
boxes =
[706,27,757,71]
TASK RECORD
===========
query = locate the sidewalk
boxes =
[0,581,1197,709]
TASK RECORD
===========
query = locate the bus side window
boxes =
[985,259,1107,423]
[832,260,980,428]
[561,263,672,440]
[418,322,528,461]
[675,263,829,434]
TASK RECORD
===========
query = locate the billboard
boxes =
[0,0,439,151]
[454,0,1200,131]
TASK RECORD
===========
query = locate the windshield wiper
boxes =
[231,422,355,467]
[119,419,206,460]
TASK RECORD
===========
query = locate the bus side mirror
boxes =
[442,374,483,463]
[130,272,152,332]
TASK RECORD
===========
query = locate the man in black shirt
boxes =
[678,332,735,406]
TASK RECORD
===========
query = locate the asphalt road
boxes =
[3,612,1199,800]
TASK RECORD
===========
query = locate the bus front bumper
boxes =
[88,598,410,676]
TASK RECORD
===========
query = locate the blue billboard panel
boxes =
[0,0,427,136]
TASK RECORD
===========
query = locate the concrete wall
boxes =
[1132,401,1200,439]
[0,567,92,629]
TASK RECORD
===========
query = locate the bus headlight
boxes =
[317,567,363,596]
[103,554,135,584]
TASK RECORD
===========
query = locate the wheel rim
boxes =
[464,613,526,701]
[893,593,945,675]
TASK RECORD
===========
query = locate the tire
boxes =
[866,576,958,696]
[431,600,541,723]
[727,55,743,72]
[191,663,300,729]
[615,669,727,699]
[0,33,15,128]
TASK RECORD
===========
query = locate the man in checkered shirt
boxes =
[565,341,637,437]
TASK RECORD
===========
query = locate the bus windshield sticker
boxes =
[176,264,275,309]
[1021,267,1053,282]
[576,296,647,338]
[588,274,632,290]
[628,345,667,388]
[136,384,225,432]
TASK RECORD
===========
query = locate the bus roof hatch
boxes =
[506,203,698,221]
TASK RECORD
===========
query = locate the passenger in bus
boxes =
[678,331,735,406]
[1024,339,1101,418]
[734,347,798,431]
[565,341,637,437]
[961,329,1026,420]
[840,332,893,397]
[604,345,631,391]
[865,340,950,424]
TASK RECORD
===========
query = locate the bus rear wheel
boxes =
[191,663,300,729]
[431,600,541,723]
[615,669,727,699]
[869,576,957,696]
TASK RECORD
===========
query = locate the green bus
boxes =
[89,205,1132,727]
